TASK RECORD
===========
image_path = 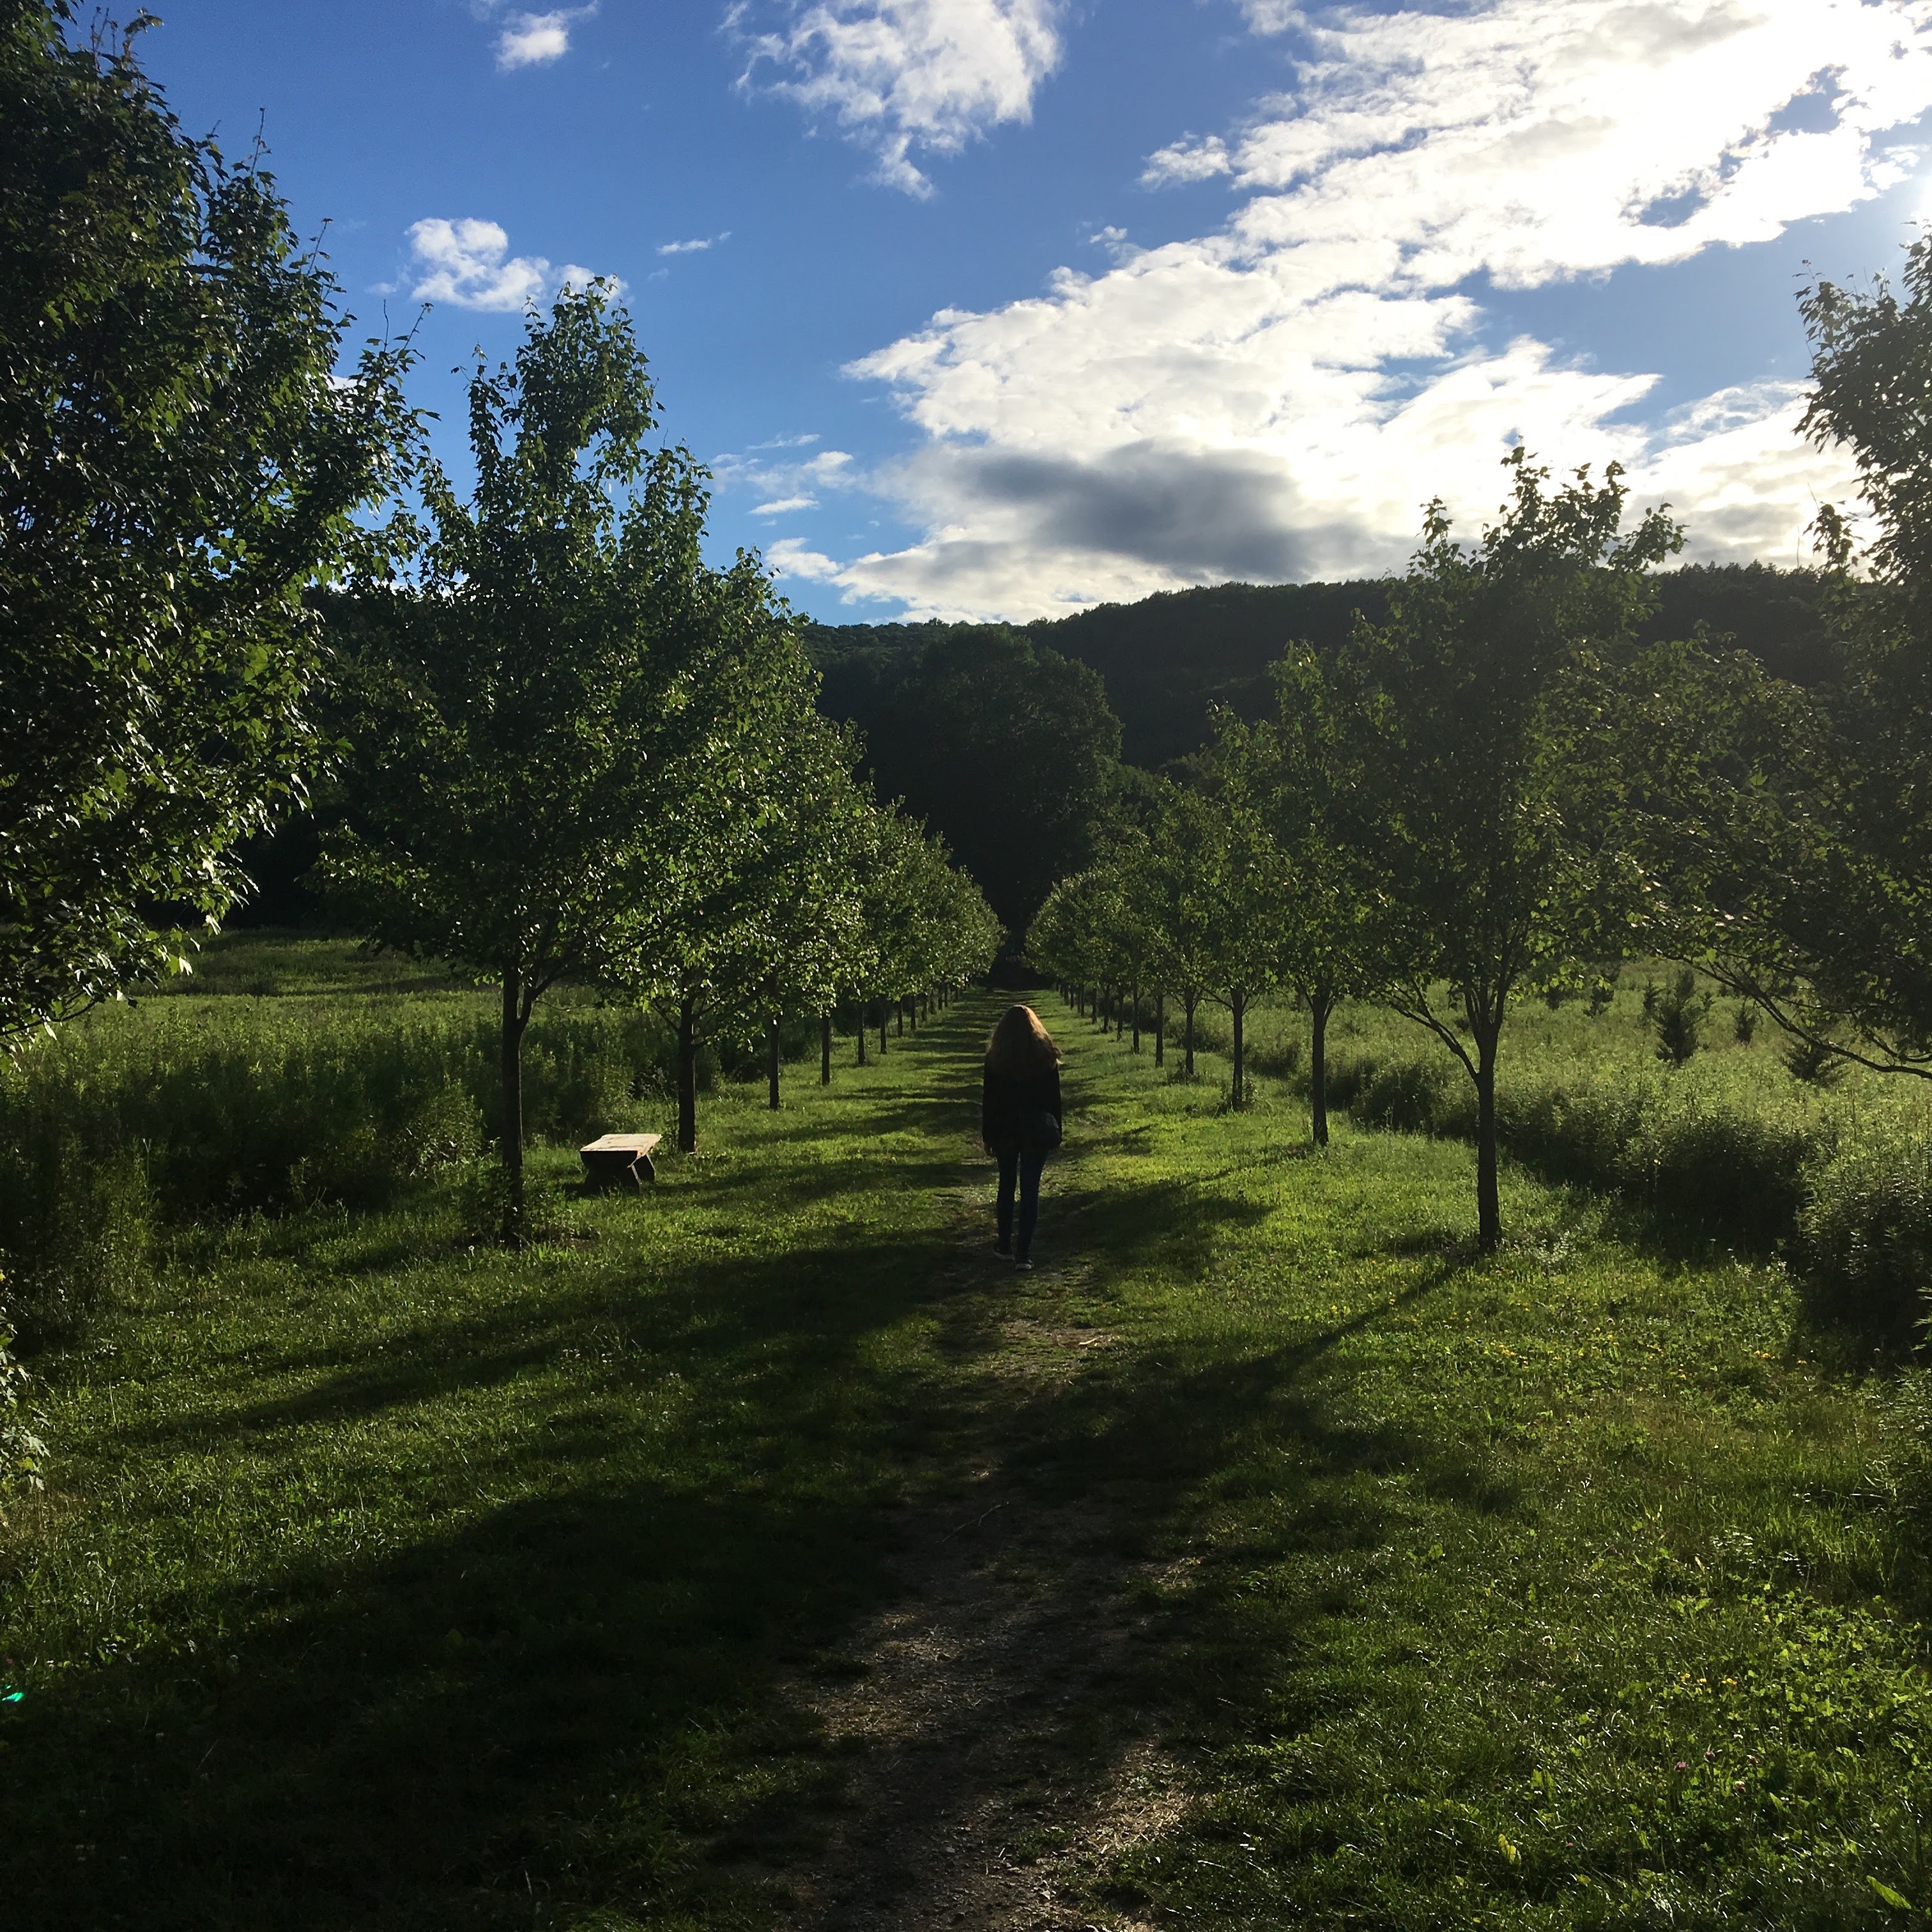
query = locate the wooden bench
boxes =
[579,1133,662,1191]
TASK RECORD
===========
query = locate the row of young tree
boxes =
[321,287,999,1227]
[0,6,998,1236]
[1031,243,1932,1253]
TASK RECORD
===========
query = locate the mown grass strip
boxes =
[4,985,1929,1929]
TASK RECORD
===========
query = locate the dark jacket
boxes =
[982,1059,1063,1151]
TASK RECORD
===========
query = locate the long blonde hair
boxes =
[986,1004,1061,1079]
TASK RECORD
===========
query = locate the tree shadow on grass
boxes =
[8,999,1508,1932]
[704,1252,1495,1928]
[3,1218,997,1932]
[4,1483,894,1931]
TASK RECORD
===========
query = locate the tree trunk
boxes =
[1184,992,1197,1076]
[1310,985,1332,1148]
[896,1002,903,1037]
[1131,981,1140,1054]
[677,992,699,1154]
[500,966,526,1243]
[768,1014,781,1110]
[821,1011,832,1086]
[857,1005,867,1066]
[1116,992,1125,1039]
[1231,992,1245,1108]
[1475,1016,1501,1251]
[879,1004,888,1055]
[1154,989,1165,1068]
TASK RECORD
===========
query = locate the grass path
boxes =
[5,990,1932,1929]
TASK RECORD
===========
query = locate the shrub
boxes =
[1785,1034,1848,1088]
[0,1308,46,1496]
[1650,967,1711,1068]
[1734,1002,1759,1046]
[1799,1126,1932,1335]
[0,1147,151,1352]
[1355,1059,1453,1135]
[1337,1047,1817,1252]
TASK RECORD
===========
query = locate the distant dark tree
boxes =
[0,1,415,1041]
[865,629,1122,943]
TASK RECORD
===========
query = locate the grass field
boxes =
[4,960,1932,1929]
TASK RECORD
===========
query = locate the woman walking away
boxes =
[982,1004,1064,1271]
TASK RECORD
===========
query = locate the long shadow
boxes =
[4,1483,896,1930]
[4,1211,994,1931]
[728,1236,1487,1924]
[12,995,1500,1930]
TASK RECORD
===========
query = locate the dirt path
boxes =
[767,1218,1195,1931]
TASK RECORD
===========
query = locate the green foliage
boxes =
[1626,235,1932,1082]
[0,1314,44,1498]
[323,288,723,1221]
[1784,1032,1849,1089]
[1651,967,1712,1066]
[0,1,416,1041]
[1800,1123,1932,1335]
[0,1136,150,1353]
[866,627,1122,942]
[1330,448,1683,1246]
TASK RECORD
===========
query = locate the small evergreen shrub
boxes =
[1650,967,1711,1068]
[1785,1034,1848,1088]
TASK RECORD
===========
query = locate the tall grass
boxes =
[1130,975,1932,1333]
[0,987,680,1349]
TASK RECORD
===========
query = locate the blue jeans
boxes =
[995,1144,1046,1259]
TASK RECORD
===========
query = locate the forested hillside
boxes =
[808,562,1833,770]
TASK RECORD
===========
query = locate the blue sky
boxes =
[139,1,1932,622]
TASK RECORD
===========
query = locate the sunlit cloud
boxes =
[800,0,1925,618]
[406,218,620,311]
[731,0,1065,195]
[493,5,593,70]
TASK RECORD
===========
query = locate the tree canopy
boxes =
[0,0,415,1043]
[862,627,1122,946]
[322,286,714,1227]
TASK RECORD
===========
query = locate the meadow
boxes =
[3,946,1932,1928]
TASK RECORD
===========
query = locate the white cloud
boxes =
[657,232,732,255]
[802,0,1926,618]
[732,0,1065,195]
[1140,134,1231,187]
[494,6,592,70]
[754,494,820,514]
[406,218,619,312]
[765,537,846,580]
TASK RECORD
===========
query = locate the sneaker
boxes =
[1014,1257,1034,1272]
[995,1241,1013,1258]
